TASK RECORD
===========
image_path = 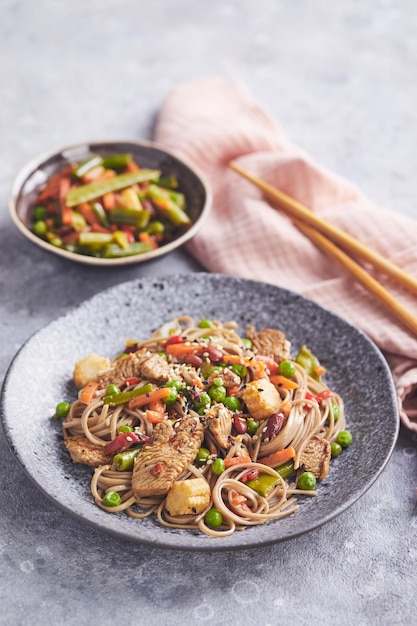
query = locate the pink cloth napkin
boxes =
[154,77,417,438]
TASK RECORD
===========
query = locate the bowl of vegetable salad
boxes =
[9,140,212,265]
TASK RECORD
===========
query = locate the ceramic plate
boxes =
[0,274,399,551]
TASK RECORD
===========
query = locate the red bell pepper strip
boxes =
[162,335,184,347]
[105,431,151,455]
[315,390,335,402]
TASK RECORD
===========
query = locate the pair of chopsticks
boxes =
[229,161,417,337]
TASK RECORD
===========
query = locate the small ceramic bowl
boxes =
[9,139,212,266]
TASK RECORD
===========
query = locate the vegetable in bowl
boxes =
[9,139,212,266]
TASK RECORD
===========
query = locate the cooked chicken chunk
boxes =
[246,325,291,363]
[98,351,174,388]
[97,352,145,388]
[299,435,331,480]
[132,415,204,498]
[138,352,173,384]
[64,435,113,467]
[206,403,233,448]
[241,379,282,420]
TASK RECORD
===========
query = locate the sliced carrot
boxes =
[222,354,247,365]
[259,446,296,468]
[224,456,252,468]
[77,202,101,226]
[59,178,74,225]
[165,342,204,357]
[37,166,73,201]
[128,386,172,409]
[125,160,140,172]
[270,375,299,390]
[80,381,99,404]
[102,192,116,210]
[139,231,158,249]
[145,400,166,424]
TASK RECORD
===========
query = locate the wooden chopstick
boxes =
[229,160,417,337]
[229,160,417,298]
[295,221,417,336]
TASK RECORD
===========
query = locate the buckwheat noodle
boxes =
[62,316,345,537]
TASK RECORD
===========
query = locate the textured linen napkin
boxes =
[154,77,417,438]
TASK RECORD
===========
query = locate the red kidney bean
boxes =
[182,353,203,367]
[205,345,223,363]
[233,414,248,434]
[264,412,286,440]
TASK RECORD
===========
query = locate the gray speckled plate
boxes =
[0,274,399,551]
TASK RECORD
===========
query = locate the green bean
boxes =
[102,153,133,170]
[103,241,153,258]
[114,447,141,471]
[107,208,150,228]
[74,154,103,178]
[66,169,161,206]
[103,382,153,406]
[146,184,190,226]
[247,473,278,497]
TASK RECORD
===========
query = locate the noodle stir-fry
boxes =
[58,317,352,537]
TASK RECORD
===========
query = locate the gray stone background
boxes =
[1,1,417,624]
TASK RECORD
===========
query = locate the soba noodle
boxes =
[60,316,346,537]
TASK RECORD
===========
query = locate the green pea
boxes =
[297,471,317,490]
[223,396,242,412]
[330,442,343,458]
[163,387,178,405]
[204,508,223,528]
[146,220,165,234]
[196,447,211,464]
[211,457,225,475]
[241,338,253,350]
[33,220,47,236]
[278,360,296,378]
[49,237,63,247]
[102,491,123,507]
[212,377,223,387]
[118,424,134,434]
[193,391,211,411]
[209,384,226,403]
[106,384,121,396]
[331,403,340,421]
[336,430,353,448]
[55,401,71,419]
[204,365,223,380]
[198,318,213,329]
[166,379,183,391]
[33,206,48,221]
[246,417,260,435]
[230,363,247,378]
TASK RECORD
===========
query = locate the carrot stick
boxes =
[128,386,172,409]
[259,446,296,468]
[269,375,299,390]
[222,354,247,365]
[165,343,204,357]
[224,456,252,468]
[80,381,99,404]
[59,178,74,225]
[102,192,116,210]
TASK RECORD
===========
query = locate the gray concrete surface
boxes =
[1,1,417,624]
